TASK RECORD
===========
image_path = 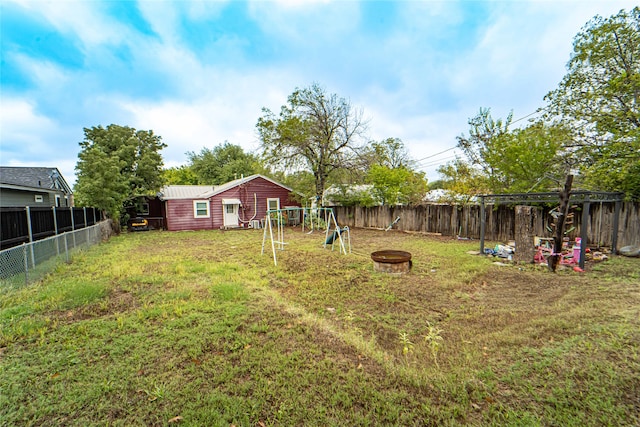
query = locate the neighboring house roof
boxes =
[159,175,293,201]
[0,166,72,194]
[322,184,381,205]
[323,184,374,197]
[423,189,478,204]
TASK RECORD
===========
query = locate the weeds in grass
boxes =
[399,331,414,360]
[423,321,444,368]
[139,382,168,402]
[1,229,639,426]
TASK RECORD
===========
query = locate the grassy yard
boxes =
[1,227,638,426]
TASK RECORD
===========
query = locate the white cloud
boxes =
[10,0,133,48]
[1,98,58,155]
[118,69,297,165]
[10,52,73,88]
[3,0,635,188]
[247,0,359,41]
[0,98,81,186]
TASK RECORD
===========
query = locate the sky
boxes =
[0,0,634,187]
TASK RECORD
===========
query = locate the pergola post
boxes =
[479,196,486,255]
[580,196,590,270]
[612,199,621,255]
[476,190,622,264]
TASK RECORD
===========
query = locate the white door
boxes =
[223,203,239,227]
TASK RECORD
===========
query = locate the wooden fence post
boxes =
[480,197,486,254]
[549,175,573,272]
[514,205,540,263]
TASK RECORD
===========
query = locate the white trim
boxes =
[35,194,44,203]
[267,198,280,211]
[222,198,242,205]
[193,200,210,218]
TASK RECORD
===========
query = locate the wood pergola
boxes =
[478,190,625,269]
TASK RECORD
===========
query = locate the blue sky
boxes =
[1,0,633,186]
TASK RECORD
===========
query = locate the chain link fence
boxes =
[0,221,110,288]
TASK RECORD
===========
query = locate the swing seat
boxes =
[325,228,341,245]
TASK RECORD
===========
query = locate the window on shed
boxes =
[193,200,210,218]
[140,203,150,215]
[267,198,280,212]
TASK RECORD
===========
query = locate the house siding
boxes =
[210,177,300,228]
[163,176,300,231]
[164,199,214,231]
[0,188,52,207]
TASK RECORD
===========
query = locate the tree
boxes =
[369,137,412,169]
[74,124,166,220]
[436,159,489,204]
[456,107,513,178]
[367,164,428,206]
[363,138,427,205]
[544,7,640,199]
[481,121,570,193]
[256,83,368,202]
[187,142,260,185]
[162,165,199,185]
[455,108,567,193]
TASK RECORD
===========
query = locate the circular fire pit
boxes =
[371,250,412,274]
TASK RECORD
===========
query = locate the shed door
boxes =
[223,202,239,227]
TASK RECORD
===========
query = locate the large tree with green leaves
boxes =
[256,83,368,202]
[544,7,640,199]
[187,142,260,185]
[74,124,166,220]
[367,165,428,206]
[436,159,489,204]
[368,137,412,169]
[453,108,567,193]
[363,137,427,205]
[162,165,199,185]
[456,107,513,179]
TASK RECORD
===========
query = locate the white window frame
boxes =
[267,198,280,212]
[55,195,61,206]
[35,195,44,203]
[193,200,210,218]
[140,202,150,216]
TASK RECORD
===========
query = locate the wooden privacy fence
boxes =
[331,202,640,249]
[1,206,101,250]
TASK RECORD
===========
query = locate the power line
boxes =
[413,146,457,163]
[416,155,458,169]
[510,108,544,125]
[411,107,546,170]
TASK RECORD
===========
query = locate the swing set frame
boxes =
[261,207,351,266]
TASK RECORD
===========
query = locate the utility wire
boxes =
[410,107,546,171]
[413,146,457,163]
[416,155,458,169]
[510,108,544,125]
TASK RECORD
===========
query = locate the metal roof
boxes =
[158,185,216,200]
[159,175,294,201]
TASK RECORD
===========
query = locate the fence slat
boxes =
[332,202,639,248]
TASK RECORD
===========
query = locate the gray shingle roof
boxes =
[0,166,72,193]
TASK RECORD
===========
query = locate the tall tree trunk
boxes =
[548,175,573,272]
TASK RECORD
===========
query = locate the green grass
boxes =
[1,228,638,426]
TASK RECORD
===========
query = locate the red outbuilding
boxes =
[158,174,301,231]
